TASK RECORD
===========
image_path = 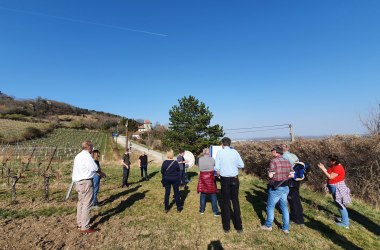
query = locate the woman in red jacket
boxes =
[318,155,351,229]
[197,148,221,216]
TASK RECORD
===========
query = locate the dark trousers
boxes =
[140,165,148,179]
[122,167,130,187]
[220,176,242,231]
[288,181,304,224]
[180,168,185,186]
[164,179,182,210]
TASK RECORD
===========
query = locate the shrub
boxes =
[22,127,44,140]
[235,135,380,207]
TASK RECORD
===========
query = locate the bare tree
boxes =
[360,103,380,135]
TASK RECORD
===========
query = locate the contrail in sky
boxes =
[0,6,168,37]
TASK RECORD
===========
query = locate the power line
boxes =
[224,124,290,131]
[225,127,289,135]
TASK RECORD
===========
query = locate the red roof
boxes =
[144,120,151,124]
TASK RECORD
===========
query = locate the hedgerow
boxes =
[235,135,380,207]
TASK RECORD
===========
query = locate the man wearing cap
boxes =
[72,140,99,233]
[261,145,293,234]
[215,137,244,233]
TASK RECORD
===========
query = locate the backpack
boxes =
[293,161,310,181]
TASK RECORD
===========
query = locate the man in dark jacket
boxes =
[121,149,131,188]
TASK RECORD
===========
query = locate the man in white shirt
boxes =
[72,140,99,233]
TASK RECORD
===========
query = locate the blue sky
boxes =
[1,1,379,139]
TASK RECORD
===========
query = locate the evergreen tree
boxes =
[164,95,224,155]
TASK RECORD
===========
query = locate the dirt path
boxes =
[115,136,164,162]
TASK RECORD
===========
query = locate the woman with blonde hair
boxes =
[161,150,182,213]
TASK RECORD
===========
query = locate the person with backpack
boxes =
[261,145,293,234]
[318,155,351,229]
[281,144,304,225]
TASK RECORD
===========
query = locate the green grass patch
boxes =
[0,162,379,249]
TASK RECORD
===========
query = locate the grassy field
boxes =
[0,158,379,249]
[0,119,53,143]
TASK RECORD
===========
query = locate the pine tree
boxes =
[164,96,224,155]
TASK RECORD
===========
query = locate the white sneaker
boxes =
[260,225,273,231]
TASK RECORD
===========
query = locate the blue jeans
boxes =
[200,193,220,214]
[264,186,290,231]
[327,184,349,226]
[92,174,100,206]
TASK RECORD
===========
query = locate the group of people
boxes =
[260,144,351,234]
[161,137,351,235]
[161,137,245,232]
[72,141,150,234]
[122,149,150,188]
[72,137,351,234]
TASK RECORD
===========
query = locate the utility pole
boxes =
[125,119,129,150]
[289,124,295,142]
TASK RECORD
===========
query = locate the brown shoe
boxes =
[80,228,99,234]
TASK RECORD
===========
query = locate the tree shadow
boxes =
[304,214,363,250]
[100,185,142,206]
[347,208,380,236]
[93,190,149,227]
[207,240,224,250]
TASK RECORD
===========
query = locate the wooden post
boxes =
[289,124,295,142]
[7,168,10,186]
[11,176,18,204]
[43,147,57,202]
[44,176,50,201]
[125,119,129,150]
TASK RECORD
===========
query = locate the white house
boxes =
[138,119,152,133]
[133,119,153,139]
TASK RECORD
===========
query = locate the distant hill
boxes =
[0,91,124,130]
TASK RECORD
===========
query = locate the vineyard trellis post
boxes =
[43,147,57,201]
[1,157,10,178]
[10,146,36,204]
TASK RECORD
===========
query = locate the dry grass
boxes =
[0,160,379,249]
[0,119,53,143]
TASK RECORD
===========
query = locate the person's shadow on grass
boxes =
[100,185,142,206]
[245,185,282,228]
[168,188,190,211]
[302,196,380,236]
[146,170,159,180]
[347,208,380,236]
[93,190,149,227]
[304,214,363,250]
[207,240,224,250]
